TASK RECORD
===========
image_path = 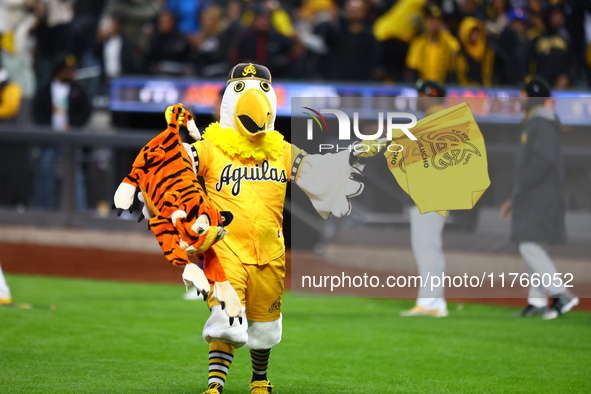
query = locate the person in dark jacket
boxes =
[323,0,381,81]
[96,16,138,82]
[562,0,591,86]
[233,4,293,78]
[189,5,233,77]
[144,10,190,76]
[526,5,572,88]
[0,61,28,208]
[31,55,92,210]
[494,8,528,85]
[500,75,578,320]
[32,56,92,128]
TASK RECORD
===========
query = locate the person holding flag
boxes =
[500,75,578,319]
[399,81,449,317]
[358,80,490,316]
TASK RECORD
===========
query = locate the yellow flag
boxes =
[384,103,490,215]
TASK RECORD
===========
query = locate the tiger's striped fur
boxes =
[114,104,229,283]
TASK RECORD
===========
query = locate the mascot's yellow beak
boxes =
[235,88,272,140]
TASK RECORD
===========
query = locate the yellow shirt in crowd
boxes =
[406,30,460,82]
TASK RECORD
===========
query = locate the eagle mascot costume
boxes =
[115,63,365,394]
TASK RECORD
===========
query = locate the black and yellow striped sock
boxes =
[208,341,235,392]
[250,349,271,382]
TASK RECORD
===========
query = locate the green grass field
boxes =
[1,274,590,393]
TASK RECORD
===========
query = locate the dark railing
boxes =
[1,123,591,231]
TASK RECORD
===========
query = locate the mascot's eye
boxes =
[260,81,270,92]
[234,81,245,92]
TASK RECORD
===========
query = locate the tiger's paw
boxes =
[113,182,136,216]
[212,281,243,324]
[164,104,201,140]
[166,104,186,128]
[182,263,210,302]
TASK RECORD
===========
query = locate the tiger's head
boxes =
[169,195,233,256]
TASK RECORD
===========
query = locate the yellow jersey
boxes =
[193,138,303,266]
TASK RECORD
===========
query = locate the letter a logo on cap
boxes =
[242,64,257,76]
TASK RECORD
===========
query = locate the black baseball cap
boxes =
[522,75,551,97]
[52,54,76,77]
[417,80,446,97]
[227,63,272,84]
[426,4,442,18]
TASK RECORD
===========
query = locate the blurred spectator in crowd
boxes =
[31,56,92,210]
[96,17,137,87]
[190,5,231,77]
[241,0,295,38]
[458,0,487,21]
[102,0,165,65]
[226,0,245,31]
[0,0,37,101]
[2,0,588,97]
[0,60,28,208]
[221,0,246,57]
[456,16,493,86]
[166,0,205,35]
[292,0,335,79]
[500,75,578,319]
[527,4,572,88]
[324,0,381,81]
[526,9,545,40]
[562,0,591,86]
[0,61,21,119]
[234,3,293,78]
[71,0,107,65]
[485,0,509,38]
[33,0,76,86]
[406,4,460,83]
[494,8,528,85]
[264,0,296,38]
[145,10,190,76]
[373,0,425,82]
[71,0,108,98]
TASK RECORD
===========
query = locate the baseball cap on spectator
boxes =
[417,80,446,97]
[52,54,77,78]
[507,8,529,23]
[425,3,443,18]
[522,75,551,97]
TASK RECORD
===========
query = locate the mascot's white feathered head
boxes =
[219,63,277,141]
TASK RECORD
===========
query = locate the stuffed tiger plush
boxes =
[113,104,242,322]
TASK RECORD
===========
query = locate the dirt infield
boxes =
[0,243,182,284]
[1,242,589,311]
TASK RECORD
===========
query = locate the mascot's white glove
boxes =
[295,150,365,219]
[182,263,210,300]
